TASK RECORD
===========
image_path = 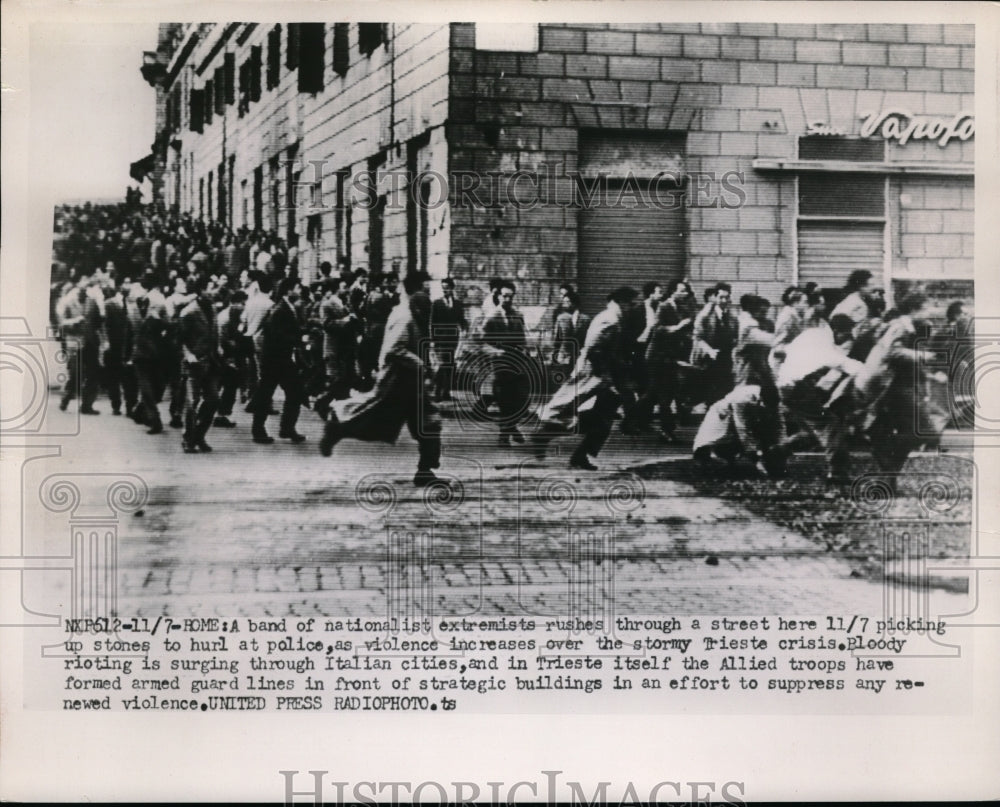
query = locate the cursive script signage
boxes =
[805,121,848,136]
[859,110,974,147]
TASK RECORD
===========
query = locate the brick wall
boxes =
[448,22,974,306]
[892,175,974,280]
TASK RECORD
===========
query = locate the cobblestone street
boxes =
[29,393,973,622]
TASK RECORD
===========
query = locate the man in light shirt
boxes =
[241,273,275,399]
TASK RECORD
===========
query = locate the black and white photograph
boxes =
[2,2,998,802]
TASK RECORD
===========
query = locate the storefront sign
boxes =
[805,121,848,136]
[859,110,975,147]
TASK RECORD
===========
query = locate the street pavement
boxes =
[34,393,972,621]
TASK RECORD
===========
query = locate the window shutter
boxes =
[250,46,262,102]
[267,25,281,89]
[298,23,325,93]
[224,53,236,105]
[358,23,386,56]
[214,67,225,115]
[332,23,350,76]
[798,221,885,290]
[189,88,203,133]
[286,23,301,69]
[238,60,250,116]
[204,79,213,124]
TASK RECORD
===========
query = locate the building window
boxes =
[224,53,236,105]
[218,160,227,223]
[207,171,214,221]
[474,23,539,52]
[250,45,263,102]
[298,23,326,93]
[204,79,214,125]
[214,67,225,115]
[190,88,204,132]
[332,23,350,76]
[368,194,386,275]
[335,170,351,269]
[269,156,280,232]
[253,166,263,231]
[267,25,281,90]
[285,144,299,243]
[286,23,301,70]
[358,23,388,56]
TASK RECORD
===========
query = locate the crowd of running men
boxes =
[52,202,970,487]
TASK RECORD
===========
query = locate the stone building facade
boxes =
[140,21,974,314]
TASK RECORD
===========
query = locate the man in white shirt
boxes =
[770,314,864,482]
[241,274,275,400]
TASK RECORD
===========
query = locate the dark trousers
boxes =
[251,359,303,435]
[408,403,442,472]
[574,388,619,460]
[103,349,135,414]
[168,352,186,420]
[635,361,679,434]
[494,366,528,436]
[216,362,239,418]
[700,355,734,407]
[535,387,619,461]
[434,340,458,398]
[133,360,163,428]
[183,361,219,444]
[61,342,100,409]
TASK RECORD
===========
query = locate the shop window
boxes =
[332,24,350,76]
[474,23,539,52]
[358,23,388,56]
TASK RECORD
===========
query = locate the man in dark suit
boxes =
[690,281,738,406]
[431,277,468,401]
[482,280,529,446]
[102,281,132,416]
[178,276,221,453]
[619,280,663,433]
[552,289,591,370]
[250,278,306,444]
[639,279,694,439]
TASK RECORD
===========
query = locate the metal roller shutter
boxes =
[797,220,884,289]
[578,181,686,315]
